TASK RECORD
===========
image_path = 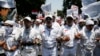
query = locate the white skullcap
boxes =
[56,16,61,21]
[79,19,86,23]
[45,15,53,19]
[86,19,94,25]
[5,20,15,25]
[24,16,31,22]
[36,19,42,23]
[0,0,15,8]
[20,19,23,21]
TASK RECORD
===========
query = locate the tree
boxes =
[15,0,46,16]
[57,10,64,18]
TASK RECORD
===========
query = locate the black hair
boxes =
[66,16,73,20]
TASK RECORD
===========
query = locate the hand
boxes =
[0,40,5,46]
[75,33,82,39]
[33,38,41,45]
[3,43,8,50]
[10,46,17,51]
[95,38,100,41]
[56,37,62,42]
[62,36,70,42]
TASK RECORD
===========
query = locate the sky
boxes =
[45,0,63,13]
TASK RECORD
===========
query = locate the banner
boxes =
[7,0,16,8]
[82,0,97,7]
[41,3,51,13]
[66,9,73,16]
[82,1,100,19]
[71,5,79,18]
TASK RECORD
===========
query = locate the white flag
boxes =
[82,1,100,18]
[82,0,97,7]
[7,0,16,8]
[66,9,73,16]
[41,3,51,12]
[71,5,79,18]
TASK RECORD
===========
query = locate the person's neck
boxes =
[46,26,52,29]
[25,27,31,29]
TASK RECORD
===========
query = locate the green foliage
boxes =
[57,10,64,18]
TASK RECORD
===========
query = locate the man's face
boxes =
[0,8,10,17]
[79,22,85,27]
[67,19,73,26]
[57,19,62,25]
[86,25,94,31]
[46,21,52,28]
[24,19,32,28]
[35,21,40,26]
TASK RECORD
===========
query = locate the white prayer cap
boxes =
[86,19,94,25]
[20,19,23,21]
[24,16,31,22]
[56,16,61,21]
[4,20,15,25]
[0,0,15,8]
[78,19,86,23]
[45,15,53,19]
[36,19,42,23]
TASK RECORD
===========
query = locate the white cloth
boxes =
[0,26,5,54]
[20,27,39,56]
[41,26,60,56]
[52,22,61,29]
[61,25,77,47]
[80,27,95,56]
[80,27,95,46]
[60,24,77,56]
[5,26,20,56]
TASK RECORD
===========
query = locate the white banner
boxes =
[66,9,73,16]
[41,3,51,12]
[82,1,100,19]
[82,0,97,7]
[7,0,16,8]
[0,0,16,8]
[71,5,79,18]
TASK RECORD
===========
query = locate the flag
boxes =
[71,5,79,18]
[41,3,51,12]
[82,1,100,19]
[7,0,16,8]
[66,9,73,16]
[82,0,97,7]
[0,0,16,8]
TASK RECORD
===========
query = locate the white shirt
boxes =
[4,26,20,50]
[52,22,61,29]
[33,24,44,40]
[41,26,60,48]
[61,24,77,47]
[0,26,5,53]
[80,27,95,47]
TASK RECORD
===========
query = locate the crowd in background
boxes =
[0,0,100,56]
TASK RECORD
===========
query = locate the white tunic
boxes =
[41,26,60,48]
[80,27,95,50]
[61,25,77,47]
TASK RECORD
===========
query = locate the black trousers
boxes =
[0,53,6,56]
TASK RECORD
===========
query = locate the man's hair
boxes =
[0,7,5,11]
[0,7,2,11]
